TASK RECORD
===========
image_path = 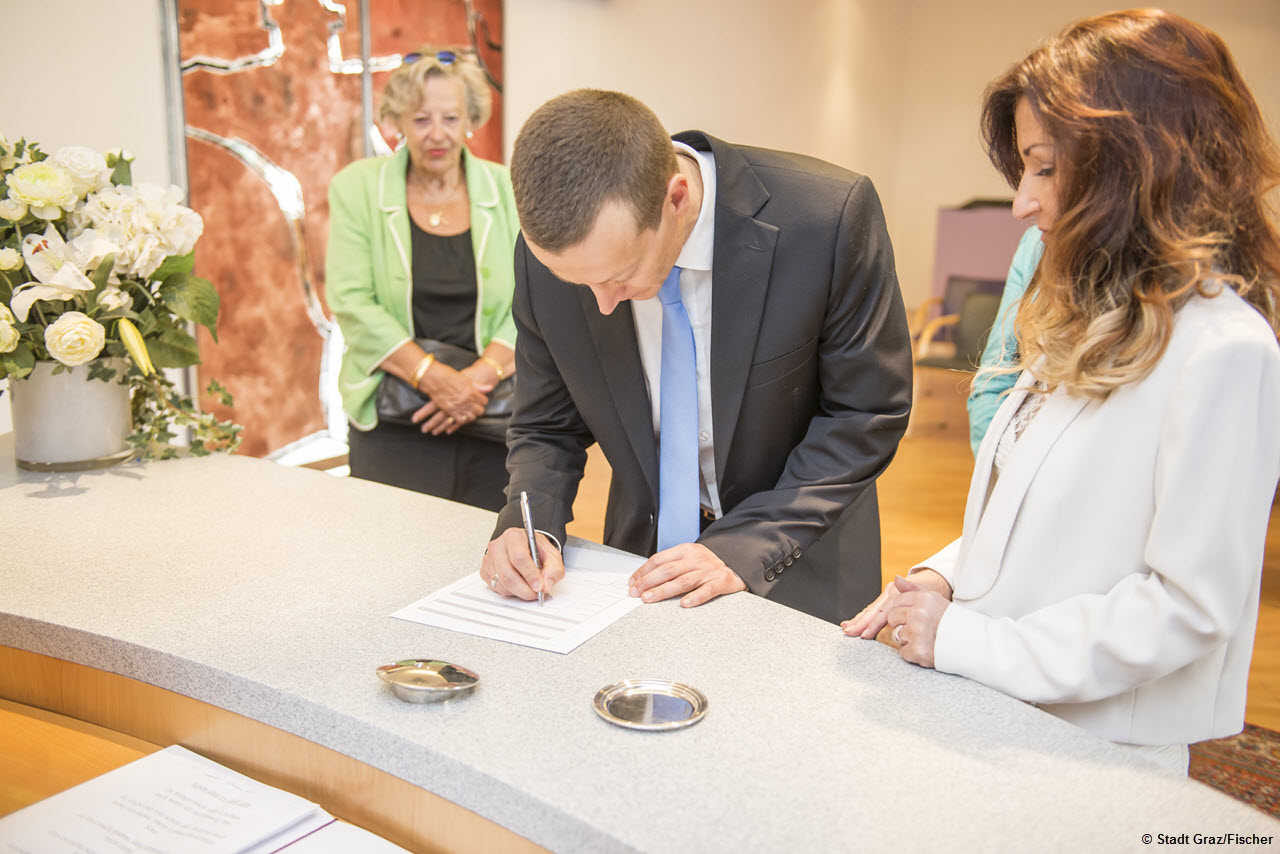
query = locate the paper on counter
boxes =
[0,746,318,853]
[391,545,646,654]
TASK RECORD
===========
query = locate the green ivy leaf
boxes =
[87,361,117,383]
[157,273,219,340]
[146,326,200,368]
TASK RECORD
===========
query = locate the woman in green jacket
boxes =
[326,47,518,509]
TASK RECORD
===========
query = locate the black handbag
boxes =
[375,339,514,443]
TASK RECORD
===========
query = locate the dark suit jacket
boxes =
[494,132,913,623]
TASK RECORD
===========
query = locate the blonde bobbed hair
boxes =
[378,46,492,130]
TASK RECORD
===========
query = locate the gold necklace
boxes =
[411,170,463,230]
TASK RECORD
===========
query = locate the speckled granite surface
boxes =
[2,438,1276,852]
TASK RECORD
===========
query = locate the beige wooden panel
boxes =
[0,647,546,853]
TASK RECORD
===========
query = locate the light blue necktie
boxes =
[657,266,700,550]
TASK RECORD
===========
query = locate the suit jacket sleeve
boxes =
[700,175,913,590]
[934,330,1280,704]
[491,238,594,542]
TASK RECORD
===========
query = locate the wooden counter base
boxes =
[0,645,545,853]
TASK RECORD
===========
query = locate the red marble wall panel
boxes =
[179,0,503,457]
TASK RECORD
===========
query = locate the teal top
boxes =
[965,225,1044,455]
[325,146,520,430]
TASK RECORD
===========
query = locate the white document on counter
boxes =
[0,745,407,854]
[392,544,646,653]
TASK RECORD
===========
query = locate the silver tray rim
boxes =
[592,678,708,731]
[376,658,479,703]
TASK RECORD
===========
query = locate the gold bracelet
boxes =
[410,353,436,389]
[479,354,505,379]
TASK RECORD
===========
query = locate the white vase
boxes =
[9,359,134,471]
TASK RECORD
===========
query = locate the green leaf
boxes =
[157,273,219,339]
[90,254,115,290]
[87,361,117,383]
[146,326,200,368]
[84,253,116,313]
[109,157,132,187]
[151,252,195,281]
[2,342,36,379]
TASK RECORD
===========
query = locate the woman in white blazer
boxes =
[844,9,1280,769]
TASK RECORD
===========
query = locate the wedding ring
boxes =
[488,574,497,588]
[892,624,905,645]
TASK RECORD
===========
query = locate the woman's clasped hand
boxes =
[842,571,952,668]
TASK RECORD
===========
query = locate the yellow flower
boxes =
[117,317,154,375]
[44,311,105,366]
[7,161,77,219]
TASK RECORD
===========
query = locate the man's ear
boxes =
[665,171,692,214]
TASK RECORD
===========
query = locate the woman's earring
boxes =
[465,130,474,139]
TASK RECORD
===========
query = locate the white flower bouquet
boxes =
[0,134,240,457]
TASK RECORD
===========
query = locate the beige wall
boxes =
[504,0,908,183]
[505,0,1280,307]
[880,0,1280,307]
[2,0,1278,436]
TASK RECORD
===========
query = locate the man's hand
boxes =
[628,542,746,608]
[480,528,566,600]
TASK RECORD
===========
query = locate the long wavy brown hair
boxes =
[981,9,1280,398]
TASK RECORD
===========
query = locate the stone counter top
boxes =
[1,439,1275,851]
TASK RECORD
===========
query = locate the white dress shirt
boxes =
[631,141,722,517]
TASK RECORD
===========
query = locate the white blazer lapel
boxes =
[953,373,1089,600]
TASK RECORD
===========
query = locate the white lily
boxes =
[10,224,96,322]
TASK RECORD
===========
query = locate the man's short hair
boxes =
[511,89,678,252]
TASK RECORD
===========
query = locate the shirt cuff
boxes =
[535,529,563,553]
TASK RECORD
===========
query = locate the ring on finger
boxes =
[892,624,905,645]
[488,574,498,589]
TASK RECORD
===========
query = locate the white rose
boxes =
[7,161,77,219]
[0,304,18,353]
[0,132,13,171]
[97,285,131,312]
[0,198,27,221]
[44,310,105,366]
[51,146,111,197]
[0,247,21,271]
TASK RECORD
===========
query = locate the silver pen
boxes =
[519,490,544,606]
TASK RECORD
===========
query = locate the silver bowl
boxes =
[377,659,479,704]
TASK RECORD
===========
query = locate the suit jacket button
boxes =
[765,569,776,582]
[784,557,793,567]
[648,513,655,524]
[792,547,801,558]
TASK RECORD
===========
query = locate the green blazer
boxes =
[325,146,520,429]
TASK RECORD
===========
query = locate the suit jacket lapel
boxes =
[579,291,659,498]
[954,372,1089,600]
[678,132,778,482]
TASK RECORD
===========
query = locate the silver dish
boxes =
[377,659,479,703]
[593,679,708,731]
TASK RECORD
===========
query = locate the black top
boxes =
[410,221,477,351]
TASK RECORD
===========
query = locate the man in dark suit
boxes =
[479,90,912,623]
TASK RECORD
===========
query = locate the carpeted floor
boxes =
[1190,723,1280,818]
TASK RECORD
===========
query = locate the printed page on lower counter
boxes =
[392,544,646,653]
[0,744,408,853]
